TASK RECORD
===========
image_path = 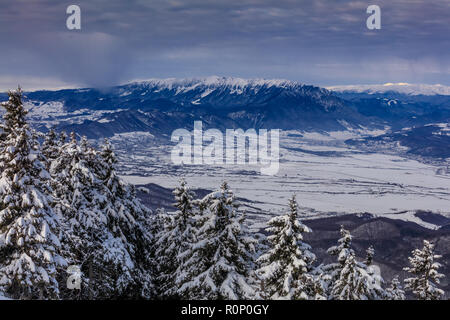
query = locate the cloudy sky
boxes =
[0,0,448,90]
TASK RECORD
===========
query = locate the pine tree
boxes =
[50,134,134,299]
[176,182,257,300]
[365,246,374,266]
[386,276,405,300]
[404,240,445,300]
[97,138,154,298]
[58,131,67,146]
[256,195,316,300]
[364,245,386,299]
[155,179,197,298]
[0,88,66,299]
[322,226,385,300]
[42,129,59,167]
[151,208,172,297]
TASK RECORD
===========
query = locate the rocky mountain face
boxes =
[19,77,377,137]
[1,77,381,138]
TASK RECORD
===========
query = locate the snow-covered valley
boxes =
[116,129,450,231]
[9,78,448,231]
[1,79,449,299]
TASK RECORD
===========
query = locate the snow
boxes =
[119,129,450,230]
[404,240,445,299]
[200,88,214,98]
[328,83,450,96]
[125,76,307,99]
[110,131,154,140]
[119,90,132,97]
[16,101,127,127]
[98,118,113,123]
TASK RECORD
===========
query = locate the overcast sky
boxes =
[0,0,448,90]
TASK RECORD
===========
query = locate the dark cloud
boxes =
[0,0,448,89]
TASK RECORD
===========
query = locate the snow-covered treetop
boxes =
[403,240,445,300]
[327,226,354,264]
[1,87,28,130]
[365,246,375,266]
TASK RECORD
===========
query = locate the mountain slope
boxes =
[1,78,448,143]
[328,83,450,96]
[11,77,377,138]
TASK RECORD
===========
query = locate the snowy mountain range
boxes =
[1,77,449,158]
[0,77,365,137]
[1,79,448,298]
[328,83,450,96]
[0,77,446,133]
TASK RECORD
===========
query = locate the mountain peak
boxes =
[124,76,305,91]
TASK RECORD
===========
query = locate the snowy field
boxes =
[115,130,450,230]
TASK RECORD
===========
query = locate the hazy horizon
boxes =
[1,77,450,93]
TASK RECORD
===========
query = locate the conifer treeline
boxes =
[0,88,154,299]
[155,184,445,300]
[0,88,446,300]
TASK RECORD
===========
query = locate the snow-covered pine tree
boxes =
[0,88,66,299]
[42,129,59,168]
[365,246,374,266]
[364,245,386,299]
[97,138,154,298]
[150,207,172,297]
[256,195,316,300]
[176,182,257,300]
[155,179,197,298]
[50,134,135,299]
[404,240,445,300]
[128,203,156,299]
[386,276,405,300]
[98,138,141,239]
[323,226,385,300]
[58,131,67,146]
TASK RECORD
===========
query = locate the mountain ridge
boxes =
[328,83,450,96]
[0,78,449,151]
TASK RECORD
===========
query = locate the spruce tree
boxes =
[256,195,316,300]
[323,226,385,300]
[97,138,154,298]
[50,134,134,299]
[0,88,66,299]
[365,246,374,266]
[58,131,67,146]
[155,179,197,298]
[386,276,405,300]
[176,182,257,300]
[364,245,386,299]
[151,208,172,297]
[42,129,59,167]
[404,240,445,300]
